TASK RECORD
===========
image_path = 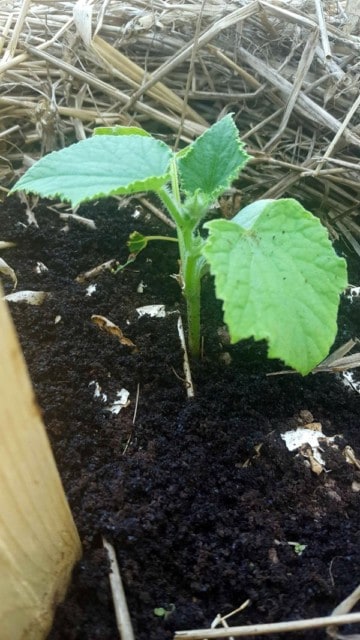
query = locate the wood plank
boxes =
[0,288,81,640]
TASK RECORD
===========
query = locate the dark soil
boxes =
[2,196,360,640]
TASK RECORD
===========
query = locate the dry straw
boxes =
[1,0,360,251]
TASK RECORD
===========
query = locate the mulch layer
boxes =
[1,195,360,640]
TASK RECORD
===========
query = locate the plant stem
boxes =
[157,187,183,228]
[183,252,202,357]
[145,235,178,244]
[158,186,205,358]
[177,226,204,358]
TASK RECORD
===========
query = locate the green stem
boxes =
[183,252,202,358]
[177,226,205,358]
[145,235,178,244]
[157,186,204,357]
[157,186,183,228]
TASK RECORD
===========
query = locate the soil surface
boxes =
[1,195,360,640]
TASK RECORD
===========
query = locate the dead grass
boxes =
[0,0,360,250]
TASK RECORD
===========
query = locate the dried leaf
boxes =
[91,314,137,350]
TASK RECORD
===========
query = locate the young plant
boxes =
[11,115,347,375]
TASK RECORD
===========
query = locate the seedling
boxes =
[153,604,175,619]
[11,115,347,374]
[292,542,307,556]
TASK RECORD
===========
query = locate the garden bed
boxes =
[1,194,360,639]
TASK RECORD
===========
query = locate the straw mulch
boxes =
[1,0,360,251]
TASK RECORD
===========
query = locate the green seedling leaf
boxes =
[127,231,178,255]
[293,543,307,556]
[127,231,149,254]
[153,604,175,619]
[11,135,172,207]
[94,125,151,137]
[203,199,347,375]
[177,114,250,200]
[119,232,179,274]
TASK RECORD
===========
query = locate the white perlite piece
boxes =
[136,280,146,293]
[136,304,166,318]
[108,389,130,415]
[89,381,130,414]
[86,284,97,296]
[89,380,107,403]
[281,428,337,467]
[346,286,360,302]
[35,262,49,274]
[341,371,360,394]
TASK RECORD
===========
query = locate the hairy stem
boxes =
[157,186,183,228]
[177,226,205,358]
[157,186,205,358]
[183,252,202,357]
